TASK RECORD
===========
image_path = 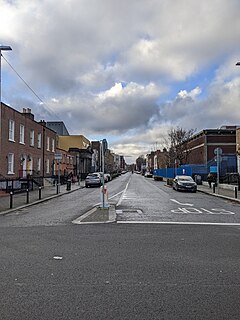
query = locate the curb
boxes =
[197,189,240,204]
[0,186,83,216]
[72,205,116,224]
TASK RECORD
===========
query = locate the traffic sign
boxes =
[54,153,62,160]
[214,147,223,155]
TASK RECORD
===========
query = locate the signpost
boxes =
[214,148,222,193]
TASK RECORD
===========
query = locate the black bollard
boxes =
[234,186,238,199]
[212,183,216,193]
[39,187,42,200]
[10,192,13,209]
[26,189,29,204]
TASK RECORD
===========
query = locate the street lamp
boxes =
[236,62,240,66]
[0,45,12,103]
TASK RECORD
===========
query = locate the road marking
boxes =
[116,181,130,207]
[108,190,124,200]
[117,221,240,226]
[170,199,194,206]
[170,207,235,215]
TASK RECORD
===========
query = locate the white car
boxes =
[85,173,102,188]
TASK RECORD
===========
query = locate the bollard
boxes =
[10,192,13,209]
[100,185,109,208]
[234,186,238,199]
[39,187,42,200]
[212,183,216,193]
[66,180,71,191]
[26,189,29,204]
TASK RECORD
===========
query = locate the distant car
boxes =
[172,175,197,192]
[85,173,102,188]
[104,173,112,182]
[144,172,153,178]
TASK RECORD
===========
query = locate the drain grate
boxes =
[116,209,143,214]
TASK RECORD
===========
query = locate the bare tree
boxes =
[166,127,196,167]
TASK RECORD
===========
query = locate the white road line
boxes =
[108,190,125,200]
[116,181,130,207]
[93,189,125,207]
[170,199,194,206]
[117,221,240,226]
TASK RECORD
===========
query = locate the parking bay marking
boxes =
[171,207,235,215]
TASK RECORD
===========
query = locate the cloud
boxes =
[1,0,240,163]
[38,81,164,135]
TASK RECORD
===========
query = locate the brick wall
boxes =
[0,103,57,178]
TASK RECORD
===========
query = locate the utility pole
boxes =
[0,45,12,103]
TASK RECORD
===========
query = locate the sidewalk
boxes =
[0,180,85,215]
[197,182,240,203]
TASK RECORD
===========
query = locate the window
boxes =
[9,120,15,141]
[30,130,34,146]
[19,125,25,144]
[8,153,14,174]
[37,133,41,148]
[47,137,50,151]
[46,159,50,173]
[37,158,41,172]
[51,138,55,152]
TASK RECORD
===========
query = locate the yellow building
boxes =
[57,135,92,179]
[57,135,90,151]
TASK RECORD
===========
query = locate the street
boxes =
[0,172,240,319]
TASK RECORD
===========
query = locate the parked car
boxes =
[85,173,102,188]
[172,175,197,192]
[144,171,153,178]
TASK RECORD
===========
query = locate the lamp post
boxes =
[0,45,12,103]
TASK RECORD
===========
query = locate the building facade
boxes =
[57,135,93,179]
[0,103,57,181]
[184,126,238,174]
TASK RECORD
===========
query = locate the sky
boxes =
[1,0,240,163]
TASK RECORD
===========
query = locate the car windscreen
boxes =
[178,176,193,182]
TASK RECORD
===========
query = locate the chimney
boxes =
[22,107,34,120]
[39,120,46,127]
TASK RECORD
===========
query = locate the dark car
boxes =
[172,175,197,192]
[85,173,102,188]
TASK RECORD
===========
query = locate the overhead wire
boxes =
[1,54,62,121]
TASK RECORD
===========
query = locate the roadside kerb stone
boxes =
[0,185,83,216]
[197,188,240,204]
[72,205,116,224]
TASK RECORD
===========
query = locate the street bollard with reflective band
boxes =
[212,183,216,193]
[39,187,42,200]
[10,192,13,209]
[100,185,109,208]
[26,189,29,204]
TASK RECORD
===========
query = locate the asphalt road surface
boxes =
[0,173,240,319]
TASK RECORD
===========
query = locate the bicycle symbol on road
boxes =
[171,207,235,215]
[170,199,235,215]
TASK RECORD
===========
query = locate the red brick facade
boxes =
[186,129,236,165]
[0,103,57,179]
